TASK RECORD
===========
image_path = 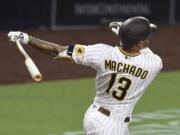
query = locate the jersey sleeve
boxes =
[141,48,163,73]
[67,44,105,69]
[156,55,163,73]
[140,47,154,54]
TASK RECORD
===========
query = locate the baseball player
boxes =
[8,16,162,135]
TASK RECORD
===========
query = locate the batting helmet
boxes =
[118,16,157,49]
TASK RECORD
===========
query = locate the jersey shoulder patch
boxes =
[74,44,86,56]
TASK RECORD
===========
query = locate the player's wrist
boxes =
[28,35,33,44]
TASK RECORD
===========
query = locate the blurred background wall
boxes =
[0,0,179,30]
[0,0,180,84]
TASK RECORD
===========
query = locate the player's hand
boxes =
[109,22,123,35]
[7,31,29,44]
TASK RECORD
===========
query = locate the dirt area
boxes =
[0,26,180,84]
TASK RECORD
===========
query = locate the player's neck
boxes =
[122,47,140,56]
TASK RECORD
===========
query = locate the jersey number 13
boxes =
[106,73,132,101]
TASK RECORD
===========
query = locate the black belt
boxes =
[97,106,130,123]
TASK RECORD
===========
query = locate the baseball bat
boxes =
[15,40,42,82]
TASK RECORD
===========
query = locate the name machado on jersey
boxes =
[105,60,148,79]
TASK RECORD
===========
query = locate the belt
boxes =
[97,106,130,123]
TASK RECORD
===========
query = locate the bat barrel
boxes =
[25,58,42,82]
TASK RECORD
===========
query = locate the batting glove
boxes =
[8,31,29,45]
[109,22,123,35]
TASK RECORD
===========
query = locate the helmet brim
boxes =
[150,23,158,33]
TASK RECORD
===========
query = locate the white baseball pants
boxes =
[83,104,131,135]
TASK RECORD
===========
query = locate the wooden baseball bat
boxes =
[15,40,42,82]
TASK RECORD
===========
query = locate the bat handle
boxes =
[15,39,29,59]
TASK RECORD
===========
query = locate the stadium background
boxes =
[0,0,180,135]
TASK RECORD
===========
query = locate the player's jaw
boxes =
[137,39,150,49]
[122,39,150,54]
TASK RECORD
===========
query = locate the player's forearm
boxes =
[29,36,68,57]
